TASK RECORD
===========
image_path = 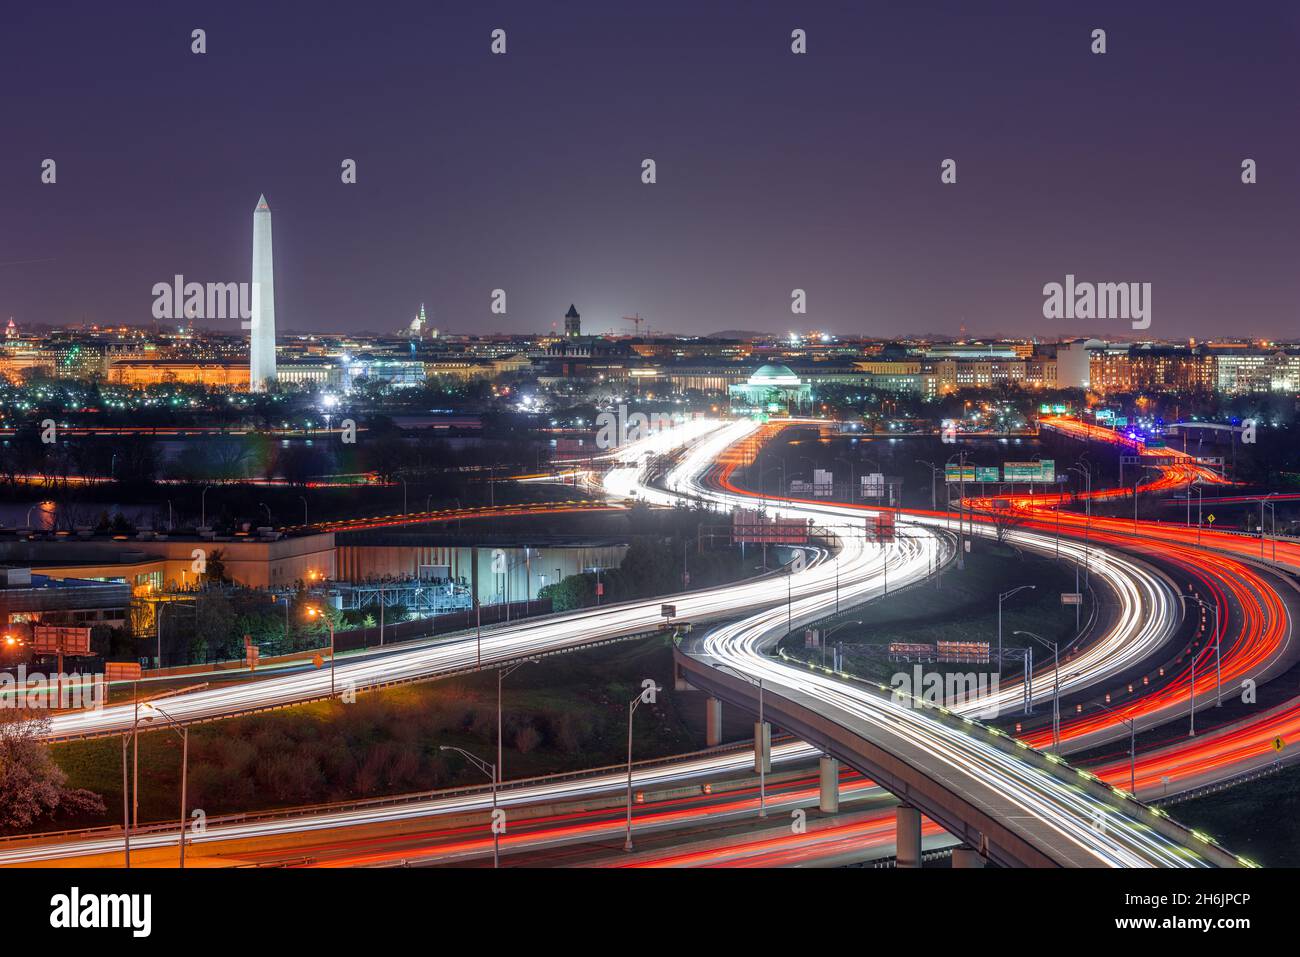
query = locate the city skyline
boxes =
[3,1,1298,339]
[6,0,1299,931]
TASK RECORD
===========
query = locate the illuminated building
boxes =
[728,363,812,414]
[564,303,581,338]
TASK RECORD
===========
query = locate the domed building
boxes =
[728,363,812,415]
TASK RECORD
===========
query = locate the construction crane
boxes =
[624,314,648,336]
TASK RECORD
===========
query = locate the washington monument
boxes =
[249,194,277,391]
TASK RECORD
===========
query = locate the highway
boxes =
[38,419,929,739]
[13,415,1260,866]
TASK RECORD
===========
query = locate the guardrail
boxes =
[1,737,784,847]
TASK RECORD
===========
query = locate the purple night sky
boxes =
[2,1,1298,339]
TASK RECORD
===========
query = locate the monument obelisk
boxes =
[249,194,277,391]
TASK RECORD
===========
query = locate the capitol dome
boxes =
[747,363,802,386]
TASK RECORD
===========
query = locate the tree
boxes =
[0,710,105,831]
[538,573,596,611]
[203,549,230,584]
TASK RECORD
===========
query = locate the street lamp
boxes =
[1014,630,1060,752]
[155,598,195,669]
[1181,592,1221,712]
[140,701,191,868]
[820,619,863,671]
[503,553,533,622]
[200,484,215,529]
[1130,464,1159,532]
[1089,699,1137,796]
[121,683,207,868]
[1259,493,1278,561]
[761,462,786,499]
[997,585,1035,671]
[624,680,661,851]
[785,555,800,633]
[915,459,939,512]
[1190,478,1205,545]
[439,746,499,868]
[834,456,856,502]
[944,450,969,551]
[306,606,336,696]
[474,597,482,667]
[1068,462,1093,591]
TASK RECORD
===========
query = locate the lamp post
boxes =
[786,556,797,633]
[1259,494,1278,561]
[1181,592,1221,711]
[1091,700,1138,796]
[156,601,166,669]
[915,459,938,511]
[474,597,482,667]
[121,731,132,866]
[439,746,499,868]
[1193,479,1204,545]
[140,701,191,867]
[1014,630,1060,752]
[1068,462,1092,587]
[624,680,661,851]
[121,683,207,868]
[834,456,853,501]
[270,593,291,647]
[821,619,863,671]
[1130,464,1158,532]
[760,464,785,505]
[155,598,196,670]
[200,484,215,529]
[997,585,1035,672]
[306,606,336,696]
[945,450,968,554]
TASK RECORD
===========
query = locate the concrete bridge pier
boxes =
[896,804,922,868]
[819,755,840,813]
[754,722,771,774]
[705,697,723,746]
[674,661,693,692]
[951,845,986,868]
